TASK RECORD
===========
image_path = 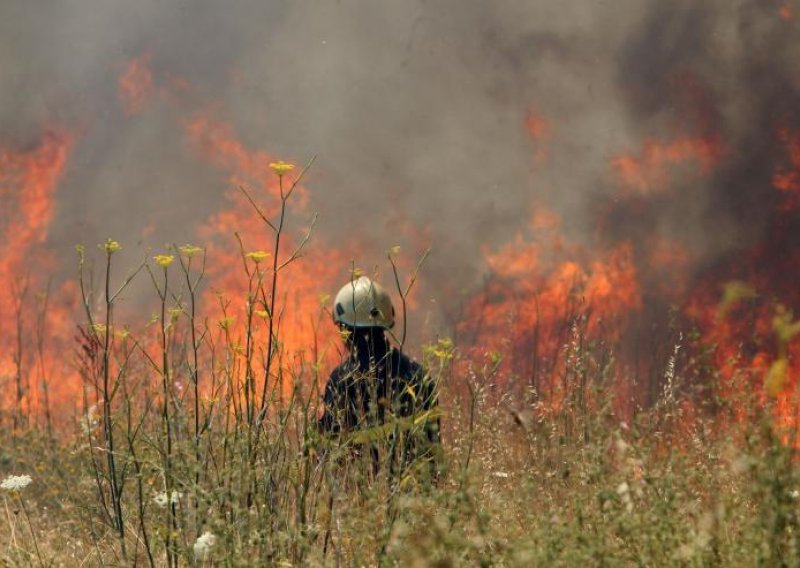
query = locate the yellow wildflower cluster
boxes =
[90,323,108,336]
[717,280,758,320]
[154,254,174,268]
[765,304,800,397]
[766,359,789,397]
[269,161,295,177]
[218,317,236,331]
[424,337,455,363]
[103,239,121,254]
[246,250,270,264]
[178,244,203,258]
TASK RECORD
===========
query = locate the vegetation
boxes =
[1,164,799,566]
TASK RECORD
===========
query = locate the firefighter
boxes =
[318,276,440,478]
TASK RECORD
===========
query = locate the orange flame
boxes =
[525,111,552,163]
[774,128,800,194]
[460,208,642,397]
[118,53,155,116]
[612,134,724,194]
[185,113,353,376]
[0,130,77,425]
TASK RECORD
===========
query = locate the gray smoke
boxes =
[1,0,798,332]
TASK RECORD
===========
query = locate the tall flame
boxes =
[185,113,354,374]
[0,130,76,425]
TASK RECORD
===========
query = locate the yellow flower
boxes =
[269,161,295,177]
[75,244,86,262]
[168,307,183,320]
[154,254,174,268]
[218,317,236,331]
[352,267,363,279]
[773,304,800,344]
[116,328,131,340]
[389,245,401,255]
[424,337,455,362]
[245,251,270,264]
[178,244,203,258]
[102,239,121,254]
[717,281,757,319]
[766,358,789,397]
[254,310,269,319]
[90,323,108,335]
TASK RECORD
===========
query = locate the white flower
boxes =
[194,531,217,560]
[491,471,510,478]
[616,481,633,513]
[153,491,182,508]
[1,474,32,491]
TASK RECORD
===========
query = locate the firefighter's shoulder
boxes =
[391,348,426,379]
[325,361,354,390]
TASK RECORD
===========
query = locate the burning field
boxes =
[2,1,800,565]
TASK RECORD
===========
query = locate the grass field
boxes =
[1,169,798,567]
[1,344,799,566]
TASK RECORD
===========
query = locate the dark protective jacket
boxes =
[318,345,440,464]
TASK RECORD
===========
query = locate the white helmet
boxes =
[332,276,395,329]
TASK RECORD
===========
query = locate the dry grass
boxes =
[2,337,799,566]
[1,169,799,566]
